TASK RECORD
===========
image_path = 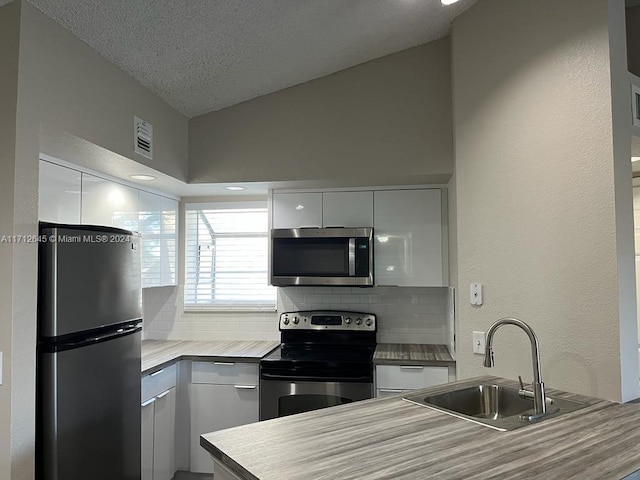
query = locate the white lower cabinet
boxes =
[142,366,177,480]
[189,362,259,474]
[375,365,449,397]
[141,400,155,480]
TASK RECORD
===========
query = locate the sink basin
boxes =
[403,383,588,431]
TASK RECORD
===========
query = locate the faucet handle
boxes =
[518,375,525,390]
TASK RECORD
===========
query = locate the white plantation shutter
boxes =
[184,202,276,310]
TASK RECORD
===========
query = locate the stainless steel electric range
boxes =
[259,310,376,421]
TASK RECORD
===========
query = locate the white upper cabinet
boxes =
[138,191,178,288]
[272,192,323,229]
[38,161,82,224]
[81,174,139,230]
[38,160,178,288]
[81,173,117,226]
[374,189,443,287]
[322,191,373,227]
[272,191,373,229]
[112,183,139,232]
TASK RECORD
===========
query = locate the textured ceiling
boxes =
[27,0,476,117]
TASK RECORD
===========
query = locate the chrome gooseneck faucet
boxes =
[484,317,547,418]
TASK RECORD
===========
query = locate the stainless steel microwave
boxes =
[270,227,374,287]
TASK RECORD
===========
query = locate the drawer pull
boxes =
[379,389,404,393]
[141,398,156,407]
[234,385,257,390]
[149,369,164,377]
[156,389,172,399]
[400,366,424,370]
[213,362,235,366]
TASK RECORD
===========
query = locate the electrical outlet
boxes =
[473,331,485,355]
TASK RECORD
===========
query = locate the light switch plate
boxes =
[470,282,483,305]
[473,331,485,354]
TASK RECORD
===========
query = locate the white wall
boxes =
[452,0,637,402]
[0,2,20,477]
[189,39,453,186]
[10,2,189,477]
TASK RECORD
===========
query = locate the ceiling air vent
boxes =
[134,116,153,159]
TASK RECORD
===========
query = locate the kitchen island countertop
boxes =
[141,339,280,375]
[201,375,640,480]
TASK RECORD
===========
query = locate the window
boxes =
[184,202,276,310]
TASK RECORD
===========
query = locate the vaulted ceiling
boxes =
[26,0,476,117]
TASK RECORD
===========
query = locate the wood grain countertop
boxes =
[141,339,280,375]
[201,376,640,480]
[373,343,455,366]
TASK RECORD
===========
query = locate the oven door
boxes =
[259,378,373,421]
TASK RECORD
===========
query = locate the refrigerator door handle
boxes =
[141,398,156,407]
[53,323,142,350]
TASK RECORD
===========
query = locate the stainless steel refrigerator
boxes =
[36,222,143,480]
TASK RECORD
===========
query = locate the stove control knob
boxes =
[293,317,299,324]
[283,317,290,325]
[344,317,352,325]
[365,318,373,327]
[355,317,362,326]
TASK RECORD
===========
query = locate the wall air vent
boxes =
[134,116,153,159]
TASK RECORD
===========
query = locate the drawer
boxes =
[376,365,449,390]
[191,361,258,386]
[142,363,177,402]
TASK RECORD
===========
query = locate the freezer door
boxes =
[37,329,141,480]
[39,224,141,337]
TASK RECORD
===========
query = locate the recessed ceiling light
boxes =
[632,157,640,163]
[130,174,155,181]
[441,0,460,4]
[224,186,246,191]
[295,205,304,210]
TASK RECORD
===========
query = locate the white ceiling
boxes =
[26,0,476,118]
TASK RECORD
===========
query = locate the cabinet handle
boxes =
[156,389,172,399]
[234,385,257,390]
[214,362,235,366]
[149,369,164,377]
[400,366,424,370]
[141,398,156,407]
[379,389,405,393]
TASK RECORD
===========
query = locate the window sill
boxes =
[183,305,277,314]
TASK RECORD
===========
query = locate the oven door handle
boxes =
[261,373,372,382]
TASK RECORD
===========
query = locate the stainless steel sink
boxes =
[403,383,588,431]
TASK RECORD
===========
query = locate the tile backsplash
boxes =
[142,285,280,342]
[142,284,455,352]
[278,286,453,346]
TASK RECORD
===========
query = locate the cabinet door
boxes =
[81,173,116,226]
[272,192,322,229]
[160,196,178,286]
[374,189,443,286]
[112,183,139,232]
[190,383,259,473]
[139,191,178,287]
[38,161,82,223]
[322,191,373,227]
[153,387,176,480]
[141,399,155,480]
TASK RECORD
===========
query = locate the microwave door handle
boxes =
[349,238,356,276]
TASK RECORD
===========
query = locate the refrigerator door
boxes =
[38,328,141,480]
[39,224,142,338]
